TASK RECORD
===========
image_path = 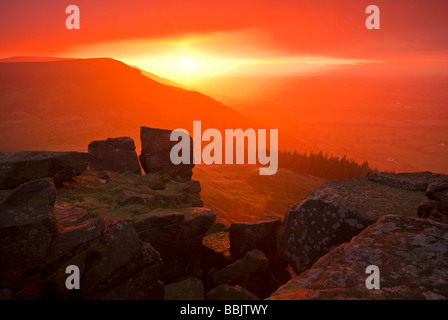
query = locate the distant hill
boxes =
[0,56,73,63]
[0,57,303,152]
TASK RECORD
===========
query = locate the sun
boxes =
[182,58,193,69]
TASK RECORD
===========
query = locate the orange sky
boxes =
[1,0,448,90]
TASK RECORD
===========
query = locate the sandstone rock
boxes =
[212,249,279,299]
[88,137,141,175]
[139,126,194,180]
[229,216,284,268]
[0,151,91,189]
[0,178,56,288]
[206,285,259,300]
[80,219,163,299]
[164,277,205,300]
[367,171,448,191]
[278,177,426,275]
[45,217,106,265]
[425,182,448,201]
[202,231,232,269]
[135,207,216,281]
[270,215,448,300]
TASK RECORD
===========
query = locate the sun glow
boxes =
[64,31,381,88]
[183,58,193,69]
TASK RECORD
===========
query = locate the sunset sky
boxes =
[1,0,447,89]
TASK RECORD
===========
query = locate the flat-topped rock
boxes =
[278,177,427,274]
[88,137,141,175]
[139,126,194,180]
[0,151,91,189]
[270,215,448,300]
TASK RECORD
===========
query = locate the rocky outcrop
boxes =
[0,151,91,189]
[134,207,216,281]
[88,137,141,174]
[212,249,280,299]
[0,178,163,300]
[229,216,284,267]
[269,215,448,300]
[278,177,427,275]
[139,126,194,180]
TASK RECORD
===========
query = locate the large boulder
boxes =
[45,217,106,266]
[0,179,56,288]
[0,151,91,189]
[78,219,163,300]
[139,126,194,180]
[269,215,448,300]
[212,249,280,299]
[0,178,57,289]
[229,216,284,267]
[278,177,426,275]
[88,137,141,175]
[134,207,216,281]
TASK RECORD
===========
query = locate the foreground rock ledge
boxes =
[0,151,91,189]
[278,177,427,274]
[269,215,448,300]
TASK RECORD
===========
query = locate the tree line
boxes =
[278,150,372,180]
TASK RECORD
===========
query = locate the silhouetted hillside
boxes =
[0,58,300,152]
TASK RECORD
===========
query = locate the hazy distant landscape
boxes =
[1,57,447,223]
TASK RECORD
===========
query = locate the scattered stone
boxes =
[270,215,448,300]
[206,285,259,300]
[165,277,205,300]
[0,151,91,189]
[212,249,279,299]
[139,126,194,180]
[88,137,141,175]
